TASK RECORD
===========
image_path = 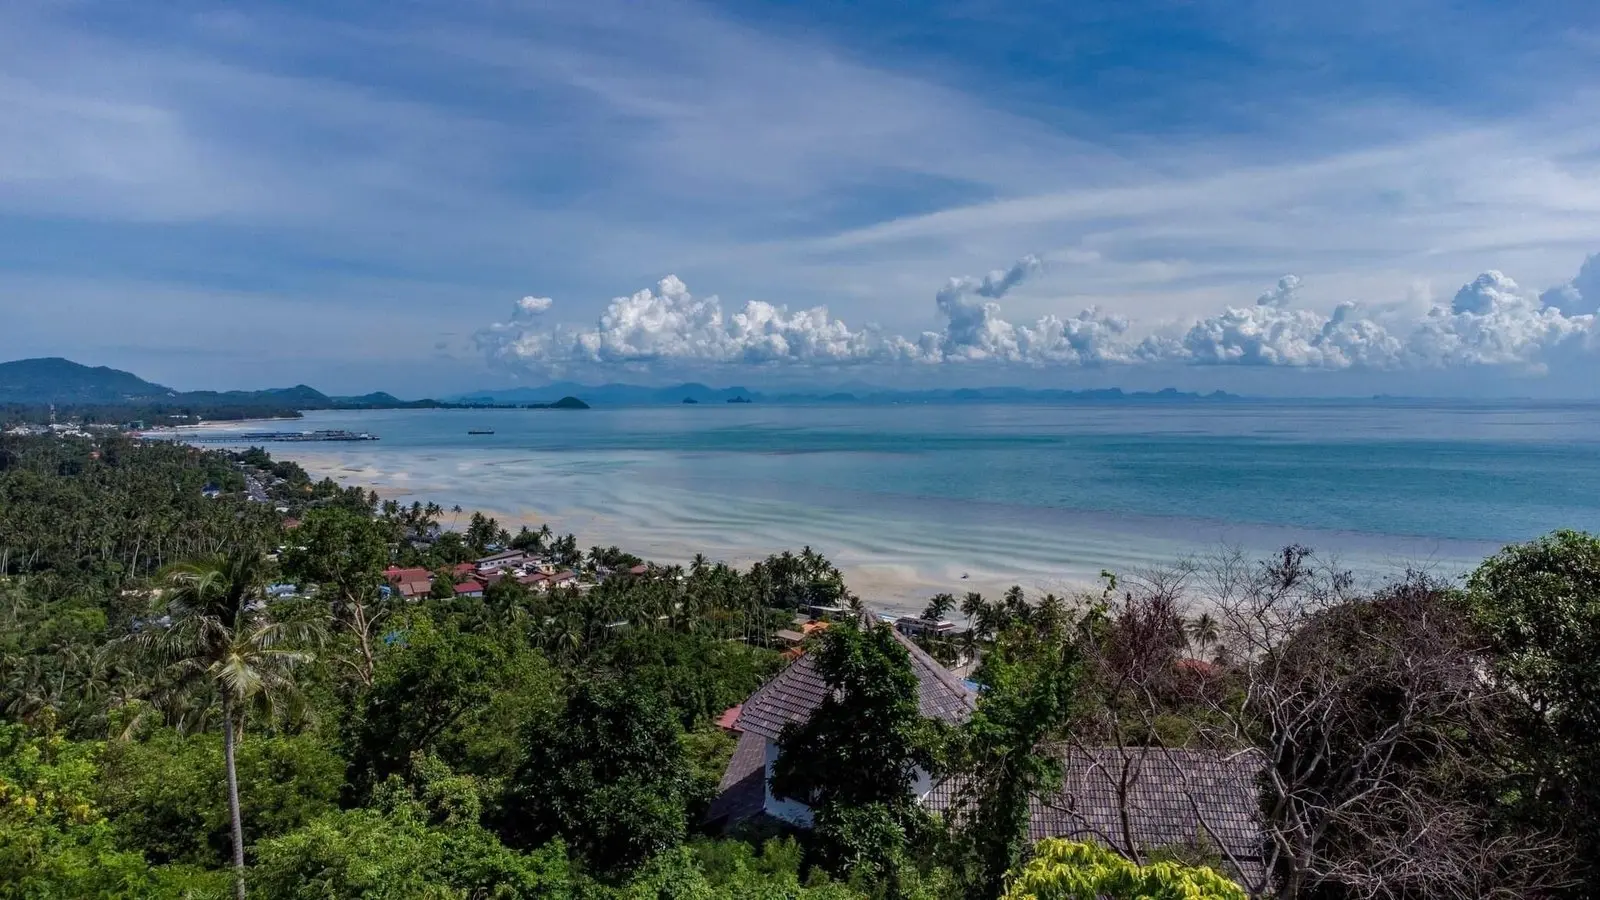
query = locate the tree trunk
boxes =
[222,696,247,900]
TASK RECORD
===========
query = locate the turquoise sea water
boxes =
[185,401,1600,612]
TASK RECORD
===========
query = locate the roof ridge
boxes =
[888,624,978,709]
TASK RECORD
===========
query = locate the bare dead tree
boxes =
[1086,546,1581,899]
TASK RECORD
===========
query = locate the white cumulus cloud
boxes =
[1410,271,1594,371]
[477,253,1600,377]
[1169,277,1407,369]
[1540,252,1600,316]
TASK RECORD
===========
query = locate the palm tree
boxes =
[131,550,318,900]
[1186,612,1220,655]
[922,592,957,622]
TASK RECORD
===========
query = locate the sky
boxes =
[3,0,1600,397]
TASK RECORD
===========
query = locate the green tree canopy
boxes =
[1001,839,1246,900]
[346,617,561,791]
[97,728,342,867]
[1466,529,1600,887]
[947,617,1085,898]
[504,678,691,876]
[771,622,939,880]
[0,722,159,899]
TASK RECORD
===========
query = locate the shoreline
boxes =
[175,410,1526,617]
[269,449,1094,615]
[143,414,306,434]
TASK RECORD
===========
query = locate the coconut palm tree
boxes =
[922,592,957,622]
[1186,612,1220,655]
[130,549,318,900]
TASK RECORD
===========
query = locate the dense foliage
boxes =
[1,432,1596,899]
[1001,840,1247,900]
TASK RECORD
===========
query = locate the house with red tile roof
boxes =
[453,581,485,598]
[394,580,432,600]
[383,566,434,600]
[384,566,431,584]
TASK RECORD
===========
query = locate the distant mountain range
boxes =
[453,382,1242,406]
[0,359,586,419]
[0,358,435,410]
[0,357,1239,423]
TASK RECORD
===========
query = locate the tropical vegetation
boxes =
[2,431,1597,899]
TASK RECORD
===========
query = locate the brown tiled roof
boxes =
[734,624,976,743]
[926,746,1265,885]
[384,566,431,584]
[704,729,767,828]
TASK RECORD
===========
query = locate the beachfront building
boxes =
[893,615,957,638]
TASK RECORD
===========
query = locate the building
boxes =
[894,615,957,638]
[475,550,530,573]
[453,581,485,599]
[383,566,434,600]
[706,623,977,829]
[924,748,1266,886]
[706,620,1265,885]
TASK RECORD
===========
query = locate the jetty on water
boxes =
[188,429,379,443]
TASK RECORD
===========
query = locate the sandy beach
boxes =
[163,401,1597,617]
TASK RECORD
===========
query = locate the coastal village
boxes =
[4,409,1592,897]
[372,540,1267,886]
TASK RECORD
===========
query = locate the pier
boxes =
[188,429,380,443]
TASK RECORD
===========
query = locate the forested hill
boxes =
[0,358,426,410]
[0,358,588,424]
[0,357,173,404]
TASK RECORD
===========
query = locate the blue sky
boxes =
[2,0,1599,396]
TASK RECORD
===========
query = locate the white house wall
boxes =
[760,738,938,828]
[761,739,815,827]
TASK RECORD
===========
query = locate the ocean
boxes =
[182,400,1600,614]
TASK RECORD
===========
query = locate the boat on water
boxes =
[467,430,495,435]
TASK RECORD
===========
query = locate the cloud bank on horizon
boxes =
[478,253,1600,378]
[5,1,1600,395]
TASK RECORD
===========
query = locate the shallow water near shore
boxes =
[181,400,1600,615]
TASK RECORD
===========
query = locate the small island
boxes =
[547,396,590,410]
[726,396,752,404]
[682,397,699,404]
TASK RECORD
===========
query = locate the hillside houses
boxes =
[706,615,1267,885]
[382,550,616,599]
